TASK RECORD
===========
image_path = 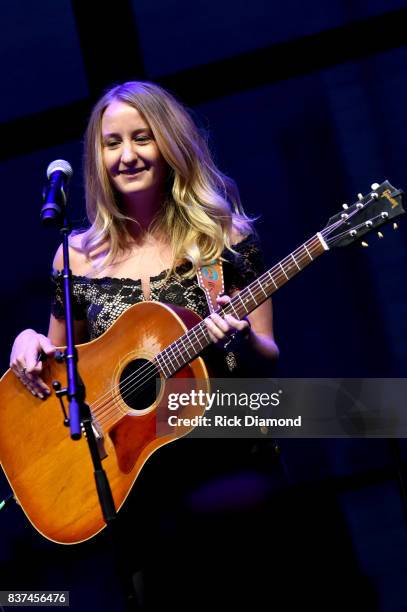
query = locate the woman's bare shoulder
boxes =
[52,232,91,275]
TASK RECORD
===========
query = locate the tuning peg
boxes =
[342,203,349,210]
[358,193,364,201]
[361,241,369,247]
[371,183,380,190]
[393,223,398,230]
[377,232,383,239]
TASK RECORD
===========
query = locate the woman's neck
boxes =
[121,190,165,242]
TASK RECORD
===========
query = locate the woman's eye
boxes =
[135,136,150,143]
[105,140,120,148]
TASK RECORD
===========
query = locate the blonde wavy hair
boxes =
[81,80,255,277]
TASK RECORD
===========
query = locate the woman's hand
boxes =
[10,329,56,399]
[204,295,250,347]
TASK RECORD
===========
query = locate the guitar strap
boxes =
[197,259,224,313]
[197,259,238,372]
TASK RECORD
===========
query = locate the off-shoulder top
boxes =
[50,233,266,373]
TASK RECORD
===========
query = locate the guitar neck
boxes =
[154,232,328,377]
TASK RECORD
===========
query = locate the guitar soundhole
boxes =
[119,359,162,411]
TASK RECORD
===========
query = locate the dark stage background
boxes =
[1,1,407,610]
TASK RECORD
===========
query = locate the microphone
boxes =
[41,159,73,227]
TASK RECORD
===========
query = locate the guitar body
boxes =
[0,302,210,544]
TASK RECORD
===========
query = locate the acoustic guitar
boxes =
[0,180,404,544]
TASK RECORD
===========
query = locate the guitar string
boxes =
[89,198,377,420]
[92,235,323,417]
[100,206,379,419]
[323,214,384,247]
[93,230,342,426]
[96,208,382,427]
[94,219,358,427]
[91,208,371,424]
[95,225,364,428]
[91,214,351,418]
[94,257,314,426]
[92,235,328,426]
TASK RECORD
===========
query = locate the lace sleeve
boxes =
[50,270,87,320]
[224,233,266,294]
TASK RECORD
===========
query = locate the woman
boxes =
[7,81,280,610]
[10,80,278,392]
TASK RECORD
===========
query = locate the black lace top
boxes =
[50,233,265,372]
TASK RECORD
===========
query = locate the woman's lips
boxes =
[120,168,146,175]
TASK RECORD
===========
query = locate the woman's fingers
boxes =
[38,334,56,356]
[10,331,55,398]
[205,309,250,345]
[11,363,45,399]
[224,314,250,332]
[205,316,227,343]
[216,294,231,305]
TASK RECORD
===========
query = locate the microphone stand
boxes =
[45,213,139,611]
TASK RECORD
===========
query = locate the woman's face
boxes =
[101,100,168,199]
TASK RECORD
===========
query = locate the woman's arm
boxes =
[246,298,279,360]
[49,236,90,346]
[10,239,89,397]
[47,314,88,346]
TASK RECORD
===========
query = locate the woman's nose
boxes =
[121,141,137,164]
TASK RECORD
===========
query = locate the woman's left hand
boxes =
[204,294,250,347]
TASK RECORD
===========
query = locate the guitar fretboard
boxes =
[154,233,328,377]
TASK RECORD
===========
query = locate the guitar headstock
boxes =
[323,181,405,249]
